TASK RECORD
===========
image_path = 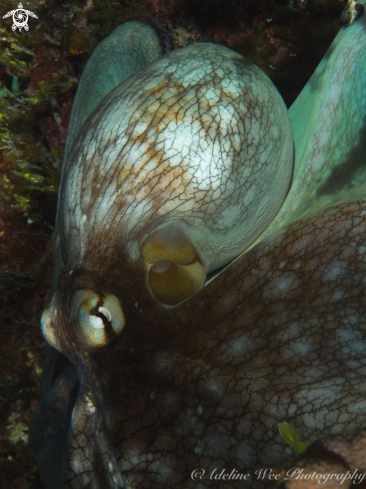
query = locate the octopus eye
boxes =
[72,291,125,347]
[89,306,112,329]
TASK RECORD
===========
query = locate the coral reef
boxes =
[0,0,345,486]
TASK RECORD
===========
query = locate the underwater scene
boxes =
[1,0,366,487]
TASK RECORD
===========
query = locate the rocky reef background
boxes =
[0,0,345,487]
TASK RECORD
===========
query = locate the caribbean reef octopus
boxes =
[30,6,366,489]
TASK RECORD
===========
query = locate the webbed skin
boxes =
[30,11,366,489]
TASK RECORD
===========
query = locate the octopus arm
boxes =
[253,13,366,246]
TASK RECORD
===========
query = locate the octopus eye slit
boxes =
[89,306,112,328]
[97,306,112,323]
[73,291,125,346]
[95,311,110,325]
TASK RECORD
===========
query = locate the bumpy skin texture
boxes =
[30,15,366,489]
[279,430,366,488]
[63,199,366,489]
[64,22,168,162]
[60,40,293,273]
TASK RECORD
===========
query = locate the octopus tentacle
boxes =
[256,12,366,244]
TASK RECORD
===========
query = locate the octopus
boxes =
[30,7,366,489]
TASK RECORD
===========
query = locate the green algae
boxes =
[278,422,307,456]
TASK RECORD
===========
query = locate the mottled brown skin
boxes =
[59,42,293,277]
[279,430,366,488]
[46,198,366,488]
[30,17,366,489]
